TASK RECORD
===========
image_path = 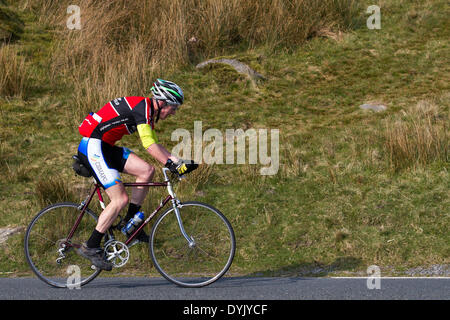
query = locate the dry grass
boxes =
[34,175,77,207]
[0,44,30,98]
[22,0,361,122]
[383,100,449,171]
[68,43,153,121]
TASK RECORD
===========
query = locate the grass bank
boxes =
[0,0,448,277]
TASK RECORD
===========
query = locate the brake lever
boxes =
[167,171,185,183]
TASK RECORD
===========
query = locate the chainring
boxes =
[104,240,129,268]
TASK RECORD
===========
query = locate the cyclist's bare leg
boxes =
[123,153,155,206]
[95,183,129,233]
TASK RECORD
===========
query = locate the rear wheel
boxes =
[24,202,103,288]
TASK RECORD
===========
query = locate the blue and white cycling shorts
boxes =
[77,137,132,189]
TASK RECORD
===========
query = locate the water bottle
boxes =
[121,211,144,236]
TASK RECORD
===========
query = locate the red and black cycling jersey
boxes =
[79,97,155,146]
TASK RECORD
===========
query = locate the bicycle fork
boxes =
[172,199,196,248]
[163,168,195,248]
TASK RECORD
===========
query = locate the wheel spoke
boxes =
[150,202,235,287]
[30,232,57,245]
[24,203,102,288]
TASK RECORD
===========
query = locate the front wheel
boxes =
[150,201,236,287]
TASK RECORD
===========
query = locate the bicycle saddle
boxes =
[72,155,93,178]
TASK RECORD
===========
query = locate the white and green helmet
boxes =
[151,79,184,105]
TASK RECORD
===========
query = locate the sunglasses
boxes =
[162,101,179,110]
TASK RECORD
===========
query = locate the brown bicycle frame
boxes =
[66,181,173,247]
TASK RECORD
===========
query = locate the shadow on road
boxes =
[244,256,363,277]
[85,276,312,290]
[82,256,364,289]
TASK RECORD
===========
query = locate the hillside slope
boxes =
[0,0,448,277]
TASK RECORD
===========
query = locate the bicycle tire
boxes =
[24,202,103,288]
[150,201,236,288]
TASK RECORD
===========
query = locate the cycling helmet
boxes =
[150,79,184,105]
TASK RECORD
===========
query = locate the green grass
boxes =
[0,0,449,277]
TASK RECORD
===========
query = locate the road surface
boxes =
[0,276,448,300]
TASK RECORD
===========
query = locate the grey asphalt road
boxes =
[0,276,448,300]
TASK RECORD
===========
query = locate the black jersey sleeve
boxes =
[131,98,155,129]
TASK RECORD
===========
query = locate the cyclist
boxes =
[76,79,197,270]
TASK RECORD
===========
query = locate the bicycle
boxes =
[24,156,236,288]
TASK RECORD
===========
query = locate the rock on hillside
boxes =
[0,226,25,245]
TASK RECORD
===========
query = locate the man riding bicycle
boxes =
[76,79,197,270]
